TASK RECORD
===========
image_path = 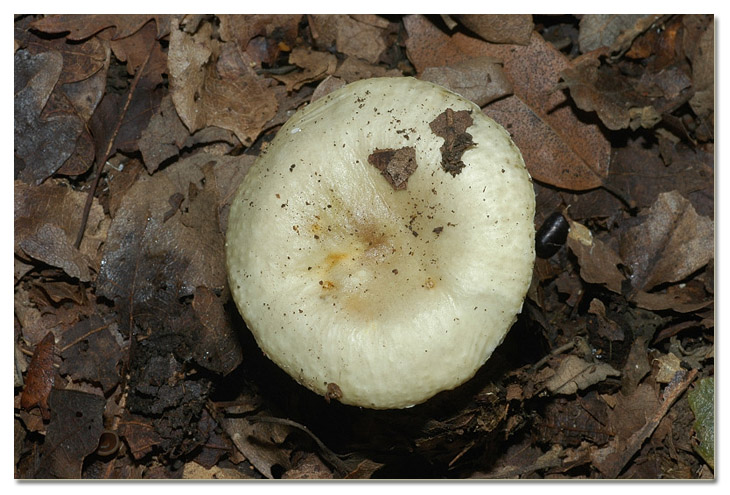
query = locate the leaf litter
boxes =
[14,14,713,480]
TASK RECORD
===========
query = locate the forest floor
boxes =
[14,14,714,479]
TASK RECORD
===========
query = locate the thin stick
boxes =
[74,42,155,250]
[246,415,350,475]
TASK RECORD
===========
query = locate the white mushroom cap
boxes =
[226,77,535,409]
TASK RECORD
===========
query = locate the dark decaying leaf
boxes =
[534,392,612,447]
[607,138,714,217]
[559,48,692,131]
[58,315,123,393]
[14,50,84,184]
[192,409,234,469]
[34,389,105,479]
[192,287,243,375]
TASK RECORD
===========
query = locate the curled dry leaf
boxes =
[20,332,56,418]
[168,18,277,146]
[619,191,714,294]
[566,220,624,293]
[632,282,713,313]
[545,355,621,395]
[272,46,338,91]
[404,14,610,191]
[559,49,691,131]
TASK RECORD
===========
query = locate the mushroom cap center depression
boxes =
[226,77,535,409]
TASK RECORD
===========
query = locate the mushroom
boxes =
[226,77,535,409]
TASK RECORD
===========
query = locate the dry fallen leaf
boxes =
[578,15,655,53]
[619,191,714,293]
[20,332,57,418]
[221,416,293,479]
[420,57,512,106]
[29,14,170,41]
[333,55,402,83]
[218,14,301,67]
[272,46,338,91]
[138,94,191,173]
[309,14,389,64]
[168,17,277,146]
[545,355,621,395]
[15,180,109,275]
[566,220,624,293]
[404,15,610,191]
[453,14,534,45]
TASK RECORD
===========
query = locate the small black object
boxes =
[535,212,569,258]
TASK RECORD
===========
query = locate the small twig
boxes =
[247,415,350,475]
[530,340,575,372]
[74,42,156,250]
[596,368,698,478]
[255,64,297,76]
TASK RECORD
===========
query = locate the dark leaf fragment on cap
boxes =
[368,146,418,190]
[429,108,475,176]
